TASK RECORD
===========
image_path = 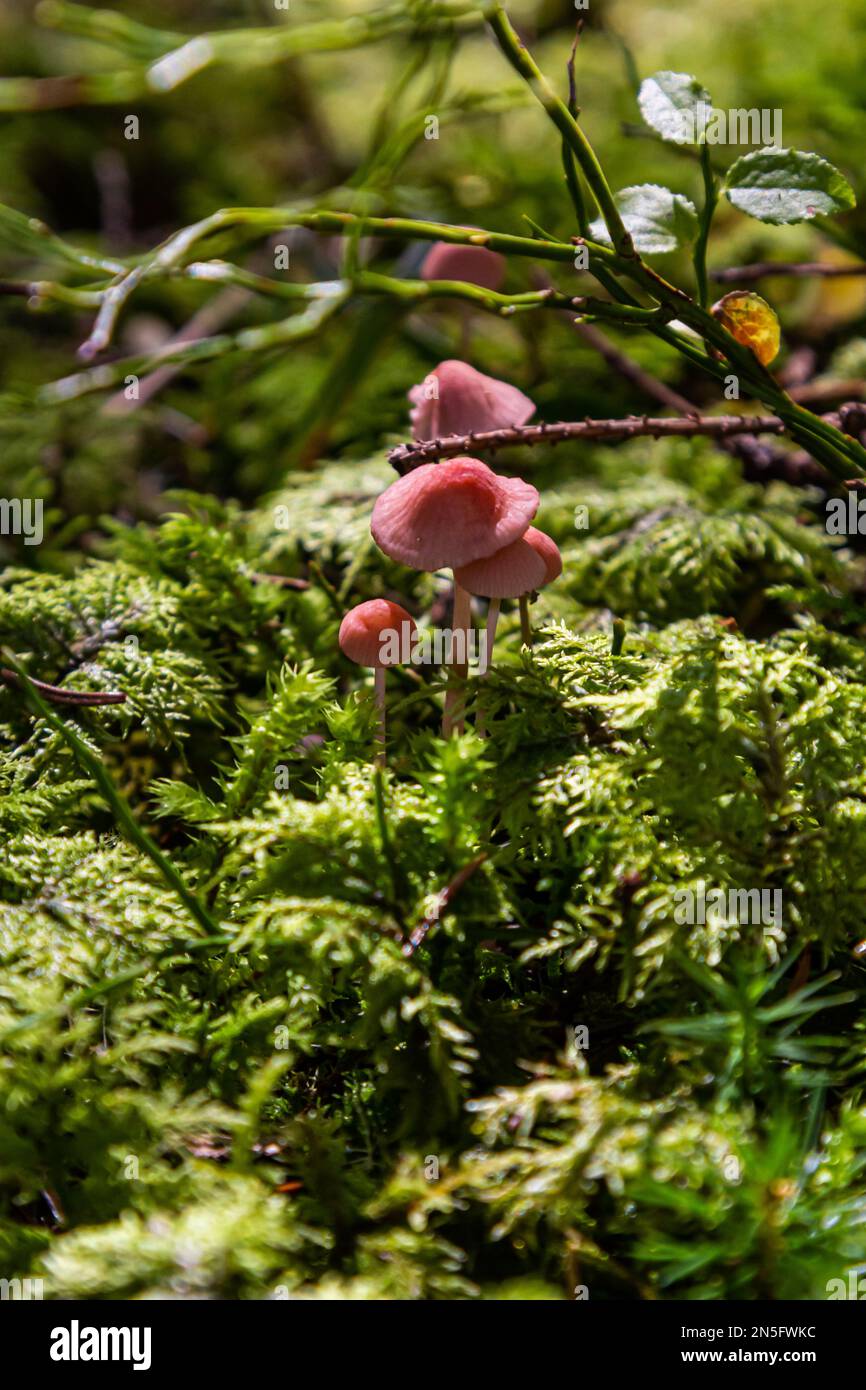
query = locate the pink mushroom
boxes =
[419,243,508,353]
[524,527,563,586]
[455,528,562,731]
[409,360,535,442]
[371,457,539,736]
[339,599,417,768]
[420,242,506,292]
[455,532,547,605]
[454,529,547,679]
[371,456,538,571]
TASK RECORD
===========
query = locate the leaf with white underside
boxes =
[724,148,856,224]
[638,72,712,145]
[590,185,699,255]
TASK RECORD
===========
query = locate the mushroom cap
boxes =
[420,241,506,292]
[371,456,539,571]
[338,599,417,668]
[454,533,547,598]
[409,360,535,441]
[524,526,563,585]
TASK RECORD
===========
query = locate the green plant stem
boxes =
[359,271,576,317]
[149,206,618,273]
[0,201,125,273]
[40,287,350,402]
[2,648,221,938]
[624,266,866,476]
[562,142,588,236]
[561,25,589,236]
[483,3,633,255]
[7,1,484,109]
[374,666,387,769]
[519,594,533,646]
[694,144,717,308]
[36,0,184,59]
[24,201,866,476]
[574,296,671,325]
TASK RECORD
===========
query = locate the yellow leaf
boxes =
[711,291,780,366]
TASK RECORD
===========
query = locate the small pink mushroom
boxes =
[454,532,547,604]
[524,527,563,586]
[420,242,506,292]
[455,531,546,679]
[339,599,417,768]
[371,456,538,572]
[409,360,535,442]
[455,528,561,733]
[371,457,539,737]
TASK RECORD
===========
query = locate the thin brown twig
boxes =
[724,435,828,487]
[789,379,866,407]
[99,240,300,414]
[712,261,866,284]
[730,403,866,488]
[0,670,127,705]
[101,285,252,415]
[402,853,488,957]
[571,320,697,414]
[531,265,696,415]
[388,413,792,472]
[777,347,817,389]
[93,148,133,253]
[248,572,310,590]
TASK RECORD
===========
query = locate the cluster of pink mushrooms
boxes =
[338,244,562,766]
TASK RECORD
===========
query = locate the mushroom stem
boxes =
[453,578,472,674]
[480,598,500,678]
[374,664,387,769]
[519,593,533,647]
[476,597,500,739]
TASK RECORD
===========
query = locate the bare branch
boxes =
[789,379,866,407]
[574,321,696,414]
[712,261,866,285]
[0,670,126,705]
[388,412,793,473]
[402,854,488,957]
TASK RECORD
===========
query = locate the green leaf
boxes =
[637,71,712,145]
[724,147,856,224]
[590,185,699,254]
